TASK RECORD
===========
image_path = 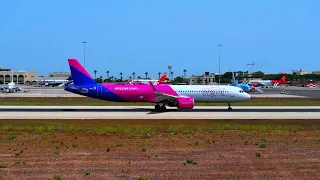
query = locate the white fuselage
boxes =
[66,84,251,103]
[39,80,69,86]
[170,85,250,102]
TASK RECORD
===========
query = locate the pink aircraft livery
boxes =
[65,59,251,111]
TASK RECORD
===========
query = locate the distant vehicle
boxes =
[231,72,263,93]
[249,73,287,88]
[65,58,251,111]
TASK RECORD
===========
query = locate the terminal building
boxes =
[293,69,309,75]
[188,72,218,85]
[0,66,38,85]
[0,66,70,85]
[48,72,71,77]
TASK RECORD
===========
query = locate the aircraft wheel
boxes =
[227,102,232,111]
[160,105,166,112]
[155,104,161,112]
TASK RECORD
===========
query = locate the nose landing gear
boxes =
[227,102,232,110]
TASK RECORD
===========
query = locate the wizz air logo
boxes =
[202,88,225,97]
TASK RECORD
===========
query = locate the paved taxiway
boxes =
[0,88,310,98]
[260,86,320,98]
[0,106,319,120]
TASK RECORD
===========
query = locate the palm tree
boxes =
[137,76,141,79]
[106,71,110,79]
[158,72,161,79]
[94,70,97,79]
[145,72,148,79]
[183,69,187,81]
[132,72,135,79]
[120,72,123,82]
[110,76,114,82]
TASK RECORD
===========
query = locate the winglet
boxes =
[149,81,158,91]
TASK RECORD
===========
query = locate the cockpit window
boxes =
[239,90,244,93]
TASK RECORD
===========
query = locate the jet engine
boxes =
[177,97,194,109]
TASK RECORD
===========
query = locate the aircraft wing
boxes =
[0,86,9,90]
[149,82,180,103]
[256,88,264,93]
[57,80,74,87]
[251,86,263,93]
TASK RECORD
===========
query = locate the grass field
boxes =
[0,119,320,179]
[1,97,320,106]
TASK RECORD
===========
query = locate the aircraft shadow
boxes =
[0,108,319,113]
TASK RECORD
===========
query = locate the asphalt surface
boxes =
[0,106,319,119]
[1,85,320,98]
[0,86,315,98]
[260,86,320,98]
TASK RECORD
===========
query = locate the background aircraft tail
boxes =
[68,59,97,86]
[158,72,167,84]
[231,72,237,86]
[281,73,287,82]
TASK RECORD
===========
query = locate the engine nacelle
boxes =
[177,97,194,109]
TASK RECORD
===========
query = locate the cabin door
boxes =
[230,91,235,98]
[97,86,102,97]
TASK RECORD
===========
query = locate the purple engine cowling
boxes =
[177,97,194,109]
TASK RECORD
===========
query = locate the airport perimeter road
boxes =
[0,106,319,120]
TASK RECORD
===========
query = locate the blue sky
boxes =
[0,0,319,78]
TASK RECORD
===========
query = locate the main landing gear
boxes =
[227,102,232,111]
[155,104,167,112]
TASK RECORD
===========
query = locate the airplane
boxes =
[231,72,263,93]
[0,72,22,93]
[249,73,287,88]
[0,82,22,93]
[64,59,251,111]
[39,76,73,87]
[126,72,168,85]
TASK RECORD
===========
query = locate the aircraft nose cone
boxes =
[241,92,251,100]
[245,93,251,100]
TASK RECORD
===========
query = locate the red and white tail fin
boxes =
[158,72,167,84]
[280,73,287,83]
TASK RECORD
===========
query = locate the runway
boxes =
[2,85,320,98]
[0,106,319,120]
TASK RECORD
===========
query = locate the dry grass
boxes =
[0,119,320,179]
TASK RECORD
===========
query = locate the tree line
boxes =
[91,70,320,84]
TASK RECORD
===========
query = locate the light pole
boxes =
[218,44,222,84]
[82,41,87,68]
[168,66,172,81]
